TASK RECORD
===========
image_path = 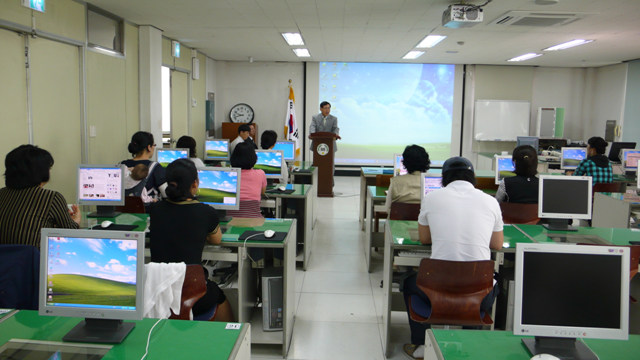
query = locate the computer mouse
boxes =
[277,185,287,191]
[264,230,276,238]
[100,220,113,228]
[530,354,560,360]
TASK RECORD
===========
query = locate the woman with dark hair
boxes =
[176,135,205,168]
[148,159,234,321]
[495,145,539,203]
[385,145,431,210]
[0,145,79,249]
[227,142,266,218]
[120,131,167,203]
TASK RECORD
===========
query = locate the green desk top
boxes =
[266,183,311,197]
[430,329,640,360]
[362,167,393,175]
[516,224,640,246]
[221,218,293,243]
[368,185,388,200]
[0,310,244,360]
[82,213,148,232]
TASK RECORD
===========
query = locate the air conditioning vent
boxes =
[490,11,590,27]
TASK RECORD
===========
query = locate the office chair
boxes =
[499,202,539,225]
[475,177,499,191]
[169,264,218,321]
[407,258,495,326]
[389,202,421,221]
[373,174,393,232]
[592,181,626,194]
[0,245,39,310]
[116,196,145,214]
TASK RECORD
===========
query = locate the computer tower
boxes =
[261,267,283,331]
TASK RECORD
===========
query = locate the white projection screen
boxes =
[305,62,463,166]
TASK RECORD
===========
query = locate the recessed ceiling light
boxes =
[403,51,424,60]
[416,35,447,48]
[507,53,542,62]
[293,48,310,57]
[543,39,594,51]
[282,33,305,46]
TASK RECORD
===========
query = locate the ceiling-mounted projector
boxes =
[442,4,484,28]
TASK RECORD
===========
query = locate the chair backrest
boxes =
[592,182,626,194]
[116,196,145,214]
[389,202,421,221]
[169,265,207,320]
[475,177,498,191]
[375,174,392,187]
[0,245,40,310]
[499,202,539,225]
[414,258,494,325]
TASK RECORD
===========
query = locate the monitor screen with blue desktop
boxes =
[204,139,230,161]
[157,148,189,167]
[393,154,408,176]
[197,167,241,211]
[77,165,125,217]
[621,149,640,171]
[538,175,592,231]
[273,141,295,161]
[514,243,629,359]
[255,150,285,180]
[560,147,587,170]
[517,136,539,149]
[421,174,442,198]
[494,155,516,185]
[39,228,145,343]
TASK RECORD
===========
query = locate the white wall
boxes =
[584,63,628,140]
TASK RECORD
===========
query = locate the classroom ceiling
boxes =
[86,0,640,67]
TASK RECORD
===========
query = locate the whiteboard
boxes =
[474,100,530,141]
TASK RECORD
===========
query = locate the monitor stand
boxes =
[542,219,578,231]
[63,318,135,344]
[87,206,121,218]
[523,337,598,360]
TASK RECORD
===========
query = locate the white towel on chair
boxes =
[143,262,186,319]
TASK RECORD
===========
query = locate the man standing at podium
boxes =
[310,101,340,177]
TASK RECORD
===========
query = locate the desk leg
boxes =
[365,189,373,273]
[360,172,367,230]
[424,329,444,360]
[490,252,504,331]
[304,196,313,271]
[382,225,393,357]
[283,221,296,358]
[237,247,255,324]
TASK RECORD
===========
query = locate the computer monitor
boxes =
[608,141,636,162]
[560,147,587,170]
[538,175,592,231]
[204,139,230,161]
[77,165,125,218]
[197,167,241,213]
[255,150,285,180]
[538,138,567,152]
[517,136,539,149]
[514,243,629,359]
[494,155,516,185]
[620,149,640,171]
[157,148,189,167]
[393,154,408,176]
[40,228,145,343]
[421,173,442,198]
[273,141,295,162]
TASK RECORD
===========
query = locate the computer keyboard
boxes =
[397,250,431,258]
[538,155,560,162]
[394,250,431,266]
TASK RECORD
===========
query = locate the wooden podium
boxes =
[310,132,337,197]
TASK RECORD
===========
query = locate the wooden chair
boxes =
[475,177,499,191]
[169,265,217,321]
[592,181,626,194]
[499,202,539,225]
[389,202,421,221]
[116,196,145,214]
[373,174,393,232]
[407,258,495,326]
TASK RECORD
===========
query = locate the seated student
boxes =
[227,142,266,218]
[495,145,539,203]
[176,135,205,168]
[121,131,167,204]
[402,157,504,360]
[260,130,289,183]
[148,159,234,321]
[0,145,80,249]
[229,124,251,155]
[385,145,430,211]
[572,136,613,184]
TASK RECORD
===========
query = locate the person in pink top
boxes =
[227,142,266,218]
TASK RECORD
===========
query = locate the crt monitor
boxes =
[204,139,230,161]
[608,141,636,162]
[273,141,295,162]
[77,165,125,218]
[255,150,285,180]
[538,175,592,231]
[494,155,516,185]
[157,148,189,167]
[420,173,442,198]
[560,147,587,170]
[620,149,640,171]
[393,154,408,177]
[517,136,539,149]
[40,228,145,343]
[197,167,241,213]
[514,243,629,360]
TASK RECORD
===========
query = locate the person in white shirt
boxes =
[402,156,504,360]
[229,124,251,155]
[176,135,205,168]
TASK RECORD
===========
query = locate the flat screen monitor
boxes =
[255,150,285,180]
[620,149,640,171]
[517,136,539,149]
[197,167,241,211]
[77,165,125,217]
[393,154,408,177]
[514,243,629,359]
[39,228,145,343]
[273,141,295,161]
[494,155,516,185]
[560,147,587,170]
[421,173,442,199]
[538,138,567,152]
[608,141,636,162]
[157,148,189,167]
[204,139,230,161]
[538,175,592,231]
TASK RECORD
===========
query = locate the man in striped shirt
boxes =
[573,136,613,184]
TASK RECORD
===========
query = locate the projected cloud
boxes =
[198,170,238,192]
